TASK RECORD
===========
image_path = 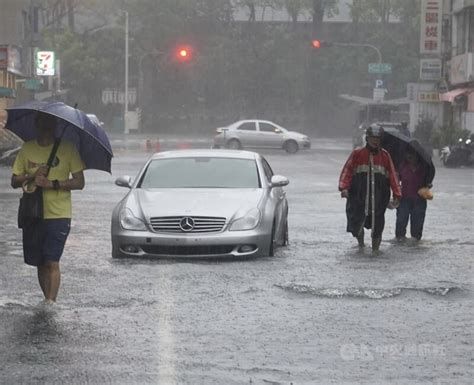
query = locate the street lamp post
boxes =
[124,10,129,134]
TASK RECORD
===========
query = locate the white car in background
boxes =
[86,114,104,128]
[213,120,311,153]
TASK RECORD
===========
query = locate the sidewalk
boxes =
[109,133,213,152]
[109,133,354,152]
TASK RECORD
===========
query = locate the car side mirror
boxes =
[271,175,289,187]
[274,128,283,134]
[115,176,132,188]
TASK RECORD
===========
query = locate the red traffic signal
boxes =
[312,39,322,49]
[174,45,193,62]
[311,39,331,49]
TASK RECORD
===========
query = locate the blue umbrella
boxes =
[5,100,113,173]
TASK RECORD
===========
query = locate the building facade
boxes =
[440,0,474,130]
[0,0,40,125]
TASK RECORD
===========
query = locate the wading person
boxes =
[399,121,411,138]
[339,124,401,251]
[395,149,432,241]
[11,112,85,304]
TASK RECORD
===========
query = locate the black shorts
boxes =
[22,219,71,266]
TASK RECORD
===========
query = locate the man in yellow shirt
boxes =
[11,112,85,305]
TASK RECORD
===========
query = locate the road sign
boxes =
[368,63,392,74]
[25,78,42,91]
[420,59,442,81]
[373,88,386,102]
[36,51,55,76]
[375,79,384,88]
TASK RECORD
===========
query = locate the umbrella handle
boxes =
[22,180,37,194]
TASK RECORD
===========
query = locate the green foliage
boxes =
[41,25,126,116]
[38,0,421,133]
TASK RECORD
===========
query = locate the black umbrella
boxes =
[382,127,435,186]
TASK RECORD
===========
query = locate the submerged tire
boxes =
[284,140,299,154]
[269,221,276,257]
[226,139,242,150]
[282,217,289,246]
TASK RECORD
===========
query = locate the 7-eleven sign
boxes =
[36,51,55,76]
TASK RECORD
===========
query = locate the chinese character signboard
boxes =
[420,58,442,80]
[102,88,137,105]
[36,51,55,76]
[418,91,440,103]
[450,53,473,85]
[373,88,386,102]
[0,45,23,75]
[420,0,442,54]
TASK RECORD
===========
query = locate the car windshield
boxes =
[139,157,260,188]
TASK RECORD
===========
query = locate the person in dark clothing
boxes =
[399,121,411,138]
[395,149,431,241]
[339,124,402,251]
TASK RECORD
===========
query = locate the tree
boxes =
[349,0,416,24]
[283,0,305,28]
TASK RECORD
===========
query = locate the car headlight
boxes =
[120,208,147,231]
[230,208,261,231]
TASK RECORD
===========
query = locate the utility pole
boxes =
[124,10,129,134]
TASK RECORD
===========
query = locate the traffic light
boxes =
[311,39,331,49]
[174,45,193,62]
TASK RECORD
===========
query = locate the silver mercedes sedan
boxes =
[111,150,289,259]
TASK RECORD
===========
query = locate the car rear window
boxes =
[138,157,261,189]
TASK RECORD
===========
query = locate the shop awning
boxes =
[439,88,474,103]
[339,94,410,106]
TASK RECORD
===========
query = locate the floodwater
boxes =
[1,139,472,385]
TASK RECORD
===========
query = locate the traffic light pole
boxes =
[330,42,382,64]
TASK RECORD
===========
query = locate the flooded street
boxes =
[1,140,473,385]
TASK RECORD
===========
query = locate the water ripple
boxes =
[275,283,461,299]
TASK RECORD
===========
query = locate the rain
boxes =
[1,1,473,384]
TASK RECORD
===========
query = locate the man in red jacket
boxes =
[339,124,401,251]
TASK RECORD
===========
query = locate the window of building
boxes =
[22,10,28,40]
[468,7,474,53]
[456,7,474,55]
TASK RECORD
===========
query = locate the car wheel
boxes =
[269,221,276,257]
[112,243,122,259]
[226,139,242,150]
[284,140,298,154]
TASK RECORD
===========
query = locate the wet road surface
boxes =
[1,139,473,385]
